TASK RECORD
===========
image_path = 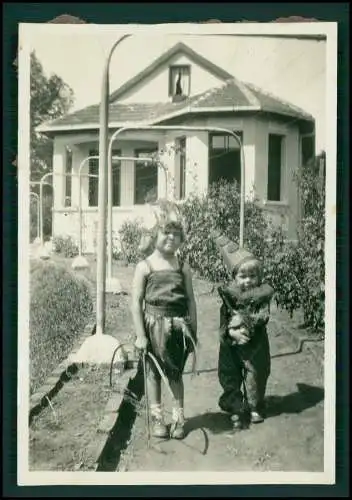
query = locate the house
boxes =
[37,41,316,253]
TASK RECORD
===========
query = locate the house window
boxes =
[169,65,191,99]
[64,147,72,207]
[134,149,158,205]
[208,131,243,187]
[301,134,315,166]
[267,134,284,201]
[88,149,121,207]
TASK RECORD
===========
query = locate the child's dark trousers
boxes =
[218,329,271,415]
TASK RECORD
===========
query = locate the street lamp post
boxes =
[106,153,166,291]
[69,35,131,367]
[69,35,246,368]
[71,156,100,270]
[106,125,245,276]
[72,154,131,272]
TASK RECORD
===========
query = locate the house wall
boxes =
[253,116,300,239]
[116,54,225,104]
[51,113,301,252]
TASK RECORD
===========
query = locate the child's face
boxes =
[234,259,261,291]
[155,224,183,255]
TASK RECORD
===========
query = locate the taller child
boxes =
[131,200,198,440]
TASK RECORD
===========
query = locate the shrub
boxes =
[294,153,325,330]
[52,235,79,258]
[118,218,145,265]
[262,226,304,318]
[179,180,270,283]
[30,261,93,394]
[262,153,325,331]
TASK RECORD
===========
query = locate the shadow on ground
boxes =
[264,383,324,418]
[185,383,324,436]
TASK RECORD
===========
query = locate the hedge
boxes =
[29,261,93,394]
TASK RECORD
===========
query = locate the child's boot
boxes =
[150,404,168,438]
[250,410,265,424]
[170,407,186,440]
[230,413,244,430]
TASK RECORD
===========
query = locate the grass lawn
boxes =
[28,255,139,471]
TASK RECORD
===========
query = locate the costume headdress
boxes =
[138,200,186,256]
[211,230,256,276]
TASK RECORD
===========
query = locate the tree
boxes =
[30,51,75,181]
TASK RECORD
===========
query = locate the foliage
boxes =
[118,219,145,265]
[30,51,74,181]
[262,226,304,318]
[52,235,79,258]
[262,153,326,331]
[30,261,93,394]
[294,152,325,329]
[178,180,270,283]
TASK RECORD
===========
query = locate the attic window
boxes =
[169,65,190,101]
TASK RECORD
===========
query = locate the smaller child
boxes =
[213,232,274,430]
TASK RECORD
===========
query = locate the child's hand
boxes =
[134,335,148,352]
[228,327,250,345]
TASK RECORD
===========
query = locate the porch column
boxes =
[253,118,268,202]
[78,145,90,209]
[71,146,86,210]
[186,132,209,196]
[158,135,177,200]
[285,128,300,238]
[242,118,256,200]
[52,139,67,209]
[120,145,135,206]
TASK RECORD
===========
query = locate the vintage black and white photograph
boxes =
[18,22,337,485]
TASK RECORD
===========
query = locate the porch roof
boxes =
[37,77,314,135]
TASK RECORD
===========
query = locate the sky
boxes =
[27,29,328,151]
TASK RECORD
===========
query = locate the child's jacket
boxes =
[218,283,274,344]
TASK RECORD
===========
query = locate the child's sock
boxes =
[150,403,163,421]
[172,407,185,424]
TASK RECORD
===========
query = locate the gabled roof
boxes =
[37,93,203,131]
[37,76,314,135]
[108,42,234,103]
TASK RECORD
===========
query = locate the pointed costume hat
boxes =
[212,230,256,276]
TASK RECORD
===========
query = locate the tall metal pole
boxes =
[96,34,131,337]
[107,125,246,273]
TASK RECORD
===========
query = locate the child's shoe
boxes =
[250,410,264,424]
[230,413,244,430]
[170,420,185,440]
[151,416,169,438]
[170,407,186,440]
[150,404,169,438]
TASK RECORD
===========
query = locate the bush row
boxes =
[30,261,93,394]
[114,171,325,332]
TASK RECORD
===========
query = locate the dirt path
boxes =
[118,287,324,472]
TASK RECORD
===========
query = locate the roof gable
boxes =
[108,42,233,103]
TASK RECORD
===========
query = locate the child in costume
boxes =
[212,232,274,430]
[131,200,198,440]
